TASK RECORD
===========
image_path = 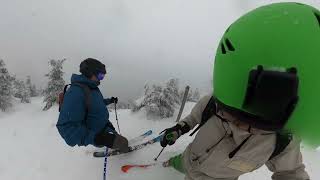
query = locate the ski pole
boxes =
[154,147,165,161]
[154,133,174,161]
[114,102,121,135]
[103,148,108,180]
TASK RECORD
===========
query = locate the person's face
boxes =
[90,72,105,82]
[90,75,98,82]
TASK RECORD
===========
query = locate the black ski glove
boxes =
[94,132,129,153]
[160,122,190,147]
[94,131,116,148]
[110,97,118,104]
[112,134,130,153]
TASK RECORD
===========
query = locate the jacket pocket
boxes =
[226,156,260,173]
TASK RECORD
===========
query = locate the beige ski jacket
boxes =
[180,95,310,180]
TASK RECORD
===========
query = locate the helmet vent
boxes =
[313,12,320,27]
[225,38,235,51]
[221,43,226,54]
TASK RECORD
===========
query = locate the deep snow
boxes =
[1,97,320,180]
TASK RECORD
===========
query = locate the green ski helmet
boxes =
[213,2,320,145]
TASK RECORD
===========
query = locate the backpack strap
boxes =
[190,96,217,136]
[59,84,72,112]
[269,131,293,160]
[72,82,92,126]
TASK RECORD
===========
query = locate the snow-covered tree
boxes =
[26,76,38,97]
[107,101,130,110]
[13,78,21,98]
[144,84,163,119]
[191,88,200,102]
[30,84,38,97]
[38,87,45,97]
[13,79,30,103]
[133,78,181,119]
[25,76,32,94]
[180,87,200,102]
[164,78,180,105]
[0,59,13,111]
[43,59,66,111]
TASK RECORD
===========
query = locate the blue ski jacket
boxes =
[57,74,114,147]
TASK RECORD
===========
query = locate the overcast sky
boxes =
[1,0,320,101]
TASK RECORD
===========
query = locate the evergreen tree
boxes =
[26,76,32,93]
[22,79,31,103]
[0,59,13,111]
[30,84,38,97]
[133,78,181,119]
[13,79,30,103]
[164,78,180,105]
[26,76,38,97]
[13,78,22,99]
[43,59,66,111]
[191,88,200,102]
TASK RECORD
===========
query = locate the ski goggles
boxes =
[97,72,106,81]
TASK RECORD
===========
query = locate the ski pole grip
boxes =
[166,133,174,141]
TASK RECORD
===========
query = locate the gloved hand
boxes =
[112,134,130,153]
[94,132,129,153]
[94,131,116,148]
[110,97,118,104]
[160,122,190,147]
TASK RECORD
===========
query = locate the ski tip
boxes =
[154,135,163,142]
[121,164,151,173]
[145,130,153,136]
[121,165,131,173]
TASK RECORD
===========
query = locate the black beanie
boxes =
[80,58,106,78]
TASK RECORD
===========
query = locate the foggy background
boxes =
[1,0,320,101]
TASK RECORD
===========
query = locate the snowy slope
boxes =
[0,98,320,180]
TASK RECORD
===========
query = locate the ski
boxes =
[93,134,163,158]
[128,130,153,145]
[121,160,170,173]
[92,130,152,157]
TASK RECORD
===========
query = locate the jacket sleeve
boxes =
[56,87,97,147]
[265,137,310,180]
[103,98,113,106]
[181,95,212,129]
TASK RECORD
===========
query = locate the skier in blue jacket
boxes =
[57,58,129,152]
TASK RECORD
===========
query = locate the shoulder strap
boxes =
[72,82,92,125]
[190,96,216,136]
[269,131,293,160]
[59,84,72,112]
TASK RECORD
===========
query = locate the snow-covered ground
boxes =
[1,97,320,180]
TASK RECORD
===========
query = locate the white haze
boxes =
[1,0,320,101]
